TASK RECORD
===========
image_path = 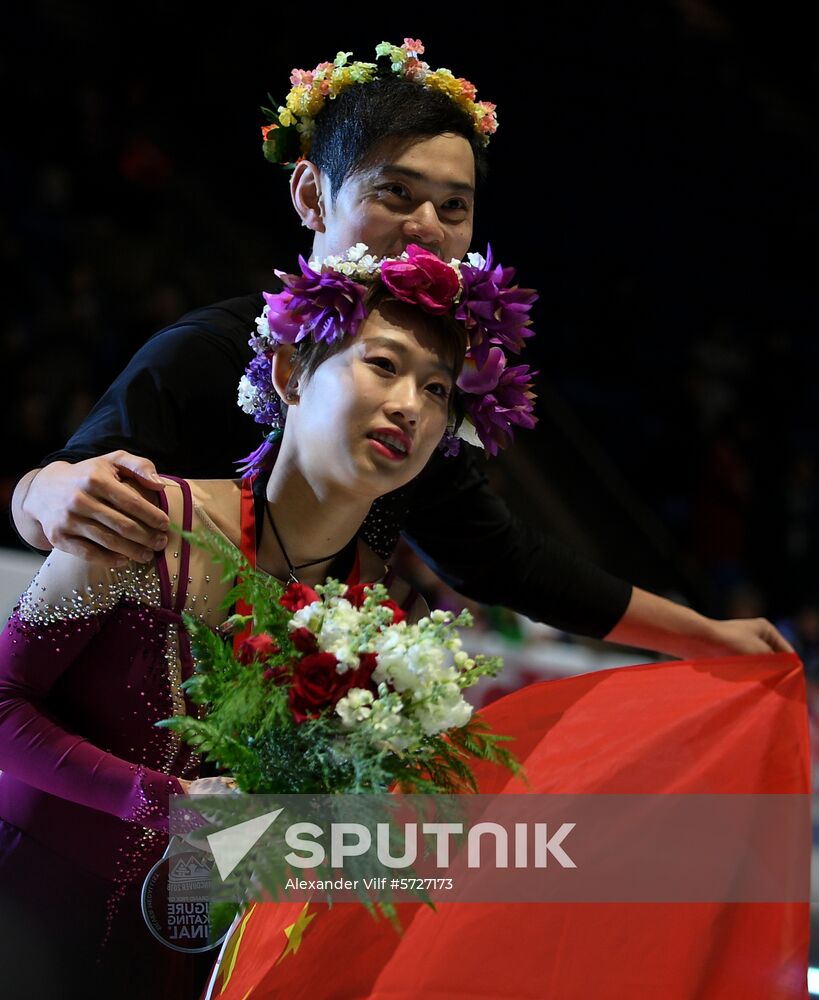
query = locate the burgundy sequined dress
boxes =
[0,478,270,998]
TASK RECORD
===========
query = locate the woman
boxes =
[0,243,537,999]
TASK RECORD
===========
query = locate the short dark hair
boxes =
[288,286,468,424]
[309,73,488,201]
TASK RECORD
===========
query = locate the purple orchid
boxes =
[457,347,538,456]
[264,257,368,344]
[437,428,462,458]
[456,245,538,368]
[237,435,278,475]
[242,355,280,425]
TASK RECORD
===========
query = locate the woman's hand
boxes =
[183,776,240,795]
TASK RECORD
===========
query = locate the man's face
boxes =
[315,133,476,262]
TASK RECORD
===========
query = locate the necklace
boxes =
[263,502,352,584]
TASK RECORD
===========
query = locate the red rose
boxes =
[290,627,319,653]
[379,599,406,625]
[356,652,378,676]
[237,633,280,665]
[345,583,372,608]
[349,652,379,694]
[280,582,320,612]
[263,664,289,686]
[289,652,348,723]
[380,245,460,315]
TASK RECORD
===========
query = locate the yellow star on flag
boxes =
[214,904,256,995]
[276,903,317,964]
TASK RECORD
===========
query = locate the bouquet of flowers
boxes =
[160,531,519,796]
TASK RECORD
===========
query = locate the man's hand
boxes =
[12,452,170,565]
[605,586,795,660]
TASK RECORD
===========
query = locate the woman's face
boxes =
[284,303,456,499]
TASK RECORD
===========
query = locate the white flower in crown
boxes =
[237,375,258,416]
[346,243,369,262]
[309,243,383,281]
[454,419,483,449]
[255,304,271,339]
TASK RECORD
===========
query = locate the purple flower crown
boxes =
[237,244,538,472]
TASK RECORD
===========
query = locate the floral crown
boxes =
[237,244,538,473]
[261,38,498,166]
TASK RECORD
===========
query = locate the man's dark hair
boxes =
[309,72,488,201]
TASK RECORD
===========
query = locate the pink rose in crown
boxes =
[381,245,460,315]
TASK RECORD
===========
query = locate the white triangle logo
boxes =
[207,808,285,880]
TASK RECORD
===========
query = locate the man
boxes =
[11,41,791,660]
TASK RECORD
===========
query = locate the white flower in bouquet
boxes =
[288,600,325,635]
[336,688,375,726]
[413,681,473,737]
[316,599,366,670]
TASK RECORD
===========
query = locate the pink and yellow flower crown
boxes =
[261,38,498,166]
[238,244,538,473]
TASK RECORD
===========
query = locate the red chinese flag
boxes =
[206,653,809,1000]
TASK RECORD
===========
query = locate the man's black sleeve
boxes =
[40,296,263,478]
[401,446,633,639]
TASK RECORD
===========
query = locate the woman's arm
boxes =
[0,548,185,829]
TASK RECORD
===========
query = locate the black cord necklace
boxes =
[263,502,351,584]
